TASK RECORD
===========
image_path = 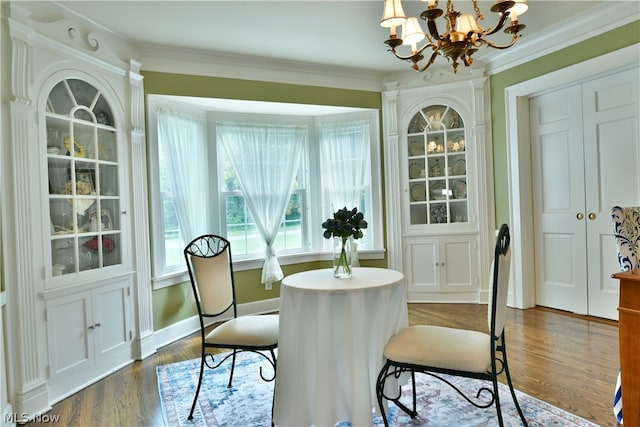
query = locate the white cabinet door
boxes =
[93,282,132,367]
[405,236,477,300]
[46,290,94,379]
[46,279,132,400]
[406,238,439,293]
[531,66,639,319]
[440,237,476,293]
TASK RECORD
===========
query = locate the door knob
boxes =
[588,212,596,220]
[576,213,584,220]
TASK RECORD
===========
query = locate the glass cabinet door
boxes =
[46,78,121,276]
[407,105,468,225]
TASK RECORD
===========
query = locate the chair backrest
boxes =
[487,224,512,339]
[611,206,640,271]
[184,235,235,317]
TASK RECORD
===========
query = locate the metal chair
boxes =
[184,234,279,422]
[376,224,527,426]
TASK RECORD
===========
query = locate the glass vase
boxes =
[333,236,352,278]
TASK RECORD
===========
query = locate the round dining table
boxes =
[272,267,408,427]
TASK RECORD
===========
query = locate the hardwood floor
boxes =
[25,304,619,426]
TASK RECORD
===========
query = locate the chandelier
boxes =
[380,0,528,73]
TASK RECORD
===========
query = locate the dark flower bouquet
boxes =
[322,206,368,240]
[322,207,367,277]
[83,236,116,253]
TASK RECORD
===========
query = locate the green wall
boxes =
[490,20,640,226]
[143,72,385,330]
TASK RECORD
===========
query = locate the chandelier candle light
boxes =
[380,0,528,73]
[322,207,368,279]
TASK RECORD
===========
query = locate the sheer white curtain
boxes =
[218,122,306,287]
[319,119,371,212]
[157,108,209,245]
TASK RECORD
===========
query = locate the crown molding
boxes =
[138,43,386,92]
[486,2,638,74]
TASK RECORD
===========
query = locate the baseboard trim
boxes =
[133,331,157,361]
[10,381,51,424]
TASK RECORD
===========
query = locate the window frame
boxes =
[148,97,384,289]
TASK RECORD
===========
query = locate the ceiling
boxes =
[49,0,616,76]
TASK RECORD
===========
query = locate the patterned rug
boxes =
[157,351,599,427]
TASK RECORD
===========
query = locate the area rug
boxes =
[157,351,599,427]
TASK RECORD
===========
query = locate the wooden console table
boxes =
[613,269,640,427]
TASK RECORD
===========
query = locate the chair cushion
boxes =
[206,314,279,348]
[383,325,491,373]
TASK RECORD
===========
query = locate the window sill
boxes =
[151,248,386,290]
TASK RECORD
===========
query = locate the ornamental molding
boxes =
[7,2,137,75]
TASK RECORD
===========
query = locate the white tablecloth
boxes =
[273,267,408,427]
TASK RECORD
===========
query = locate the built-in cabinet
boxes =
[383,76,494,303]
[4,3,153,419]
[40,73,135,403]
[45,279,133,399]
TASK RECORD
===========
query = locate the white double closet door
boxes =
[530,66,639,320]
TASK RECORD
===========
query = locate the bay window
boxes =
[148,96,383,288]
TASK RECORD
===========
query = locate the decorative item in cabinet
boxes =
[447,134,466,152]
[408,159,425,180]
[426,134,444,154]
[429,180,447,201]
[443,108,463,129]
[451,180,467,200]
[408,113,427,134]
[410,183,426,202]
[451,158,466,176]
[99,200,120,231]
[430,203,448,223]
[51,237,75,275]
[428,158,444,177]
[422,105,446,123]
[49,198,74,234]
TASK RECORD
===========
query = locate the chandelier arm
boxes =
[477,36,519,50]
[479,12,510,37]
[415,50,440,72]
[426,19,441,40]
[388,42,437,62]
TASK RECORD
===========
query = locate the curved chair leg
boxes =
[227,349,237,388]
[390,369,417,419]
[376,363,418,427]
[188,352,206,420]
[502,347,528,426]
[492,375,505,427]
[270,349,277,427]
[375,361,392,427]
